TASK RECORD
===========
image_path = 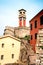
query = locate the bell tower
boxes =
[18,9,26,27]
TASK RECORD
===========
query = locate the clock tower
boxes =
[18,9,26,27]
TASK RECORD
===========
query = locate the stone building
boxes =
[36,28,43,65]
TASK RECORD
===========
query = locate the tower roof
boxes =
[19,9,26,12]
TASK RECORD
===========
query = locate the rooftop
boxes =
[29,9,43,22]
[19,9,26,12]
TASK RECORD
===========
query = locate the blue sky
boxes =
[0,0,43,35]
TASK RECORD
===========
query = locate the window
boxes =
[1,55,4,60]
[20,12,22,14]
[31,35,32,40]
[40,15,43,25]
[12,54,14,59]
[12,43,14,47]
[23,12,25,14]
[2,43,4,48]
[34,20,37,28]
[30,24,32,30]
[35,33,37,39]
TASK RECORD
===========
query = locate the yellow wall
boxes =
[0,36,21,65]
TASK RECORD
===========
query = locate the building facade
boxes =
[36,28,43,65]
[29,9,43,51]
[0,35,21,65]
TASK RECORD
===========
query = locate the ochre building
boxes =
[0,35,21,65]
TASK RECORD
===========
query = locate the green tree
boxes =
[23,35,30,43]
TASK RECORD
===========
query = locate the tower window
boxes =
[20,12,22,14]
[2,43,4,48]
[23,12,25,14]
[30,24,32,30]
[34,20,37,28]
[40,15,43,25]
[31,35,32,40]
[35,33,37,39]
[12,54,14,59]
[1,55,4,60]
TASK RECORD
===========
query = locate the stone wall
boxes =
[19,39,36,65]
[14,27,30,38]
[36,28,43,65]
[4,26,30,38]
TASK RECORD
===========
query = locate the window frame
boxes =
[1,55,4,60]
[2,43,4,48]
[20,12,22,14]
[12,43,14,47]
[35,33,37,39]
[12,54,14,59]
[30,24,32,30]
[34,20,37,28]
